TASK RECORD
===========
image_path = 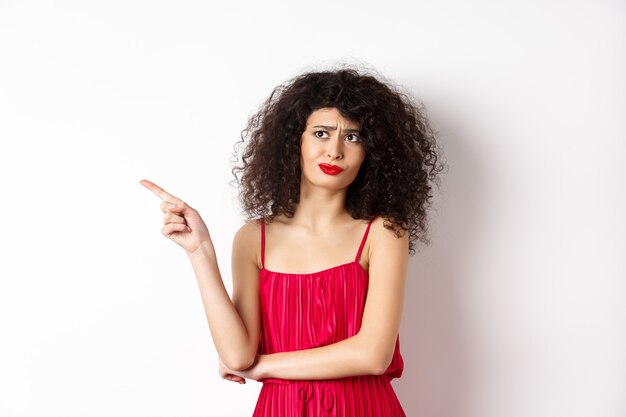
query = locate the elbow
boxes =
[369,352,393,376]
[229,356,256,372]
[226,351,257,371]
[223,352,256,372]
[223,336,260,371]
[358,333,394,376]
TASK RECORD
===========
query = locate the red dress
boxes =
[252,219,406,417]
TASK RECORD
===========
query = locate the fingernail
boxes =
[167,202,176,208]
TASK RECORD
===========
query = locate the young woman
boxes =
[140,67,444,416]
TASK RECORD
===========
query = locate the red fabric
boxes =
[252,219,406,416]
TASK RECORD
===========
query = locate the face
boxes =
[300,107,366,191]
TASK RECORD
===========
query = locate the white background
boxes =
[1,1,624,416]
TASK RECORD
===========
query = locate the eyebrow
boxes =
[312,125,361,133]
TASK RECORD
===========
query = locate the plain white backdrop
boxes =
[0,0,624,416]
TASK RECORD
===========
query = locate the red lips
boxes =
[318,163,344,175]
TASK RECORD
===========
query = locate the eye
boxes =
[314,130,329,139]
[345,133,361,143]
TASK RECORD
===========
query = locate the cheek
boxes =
[300,137,321,161]
[300,139,314,173]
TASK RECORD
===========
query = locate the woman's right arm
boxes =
[140,179,260,372]
[187,221,261,372]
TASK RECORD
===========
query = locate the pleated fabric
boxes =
[252,220,406,417]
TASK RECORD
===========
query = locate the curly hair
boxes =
[231,65,446,254]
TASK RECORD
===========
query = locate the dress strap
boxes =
[260,220,266,268]
[354,218,374,263]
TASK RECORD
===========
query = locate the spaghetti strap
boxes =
[260,220,265,268]
[354,218,374,263]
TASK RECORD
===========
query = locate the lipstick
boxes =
[318,163,344,175]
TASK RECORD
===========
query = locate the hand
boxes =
[139,179,212,255]
[219,356,247,384]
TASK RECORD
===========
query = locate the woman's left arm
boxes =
[229,218,409,381]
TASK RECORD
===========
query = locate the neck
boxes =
[290,177,351,231]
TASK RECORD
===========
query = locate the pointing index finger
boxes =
[139,179,181,204]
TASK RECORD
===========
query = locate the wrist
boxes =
[258,354,271,379]
[186,240,215,258]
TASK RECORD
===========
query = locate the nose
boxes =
[326,136,343,160]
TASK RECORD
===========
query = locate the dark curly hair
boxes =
[231,65,446,254]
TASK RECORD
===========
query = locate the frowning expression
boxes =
[300,107,366,190]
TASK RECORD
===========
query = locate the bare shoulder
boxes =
[367,216,409,263]
[234,218,262,239]
[232,219,263,269]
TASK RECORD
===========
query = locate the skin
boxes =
[300,107,366,196]
[140,107,409,384]
[139,179,255,383]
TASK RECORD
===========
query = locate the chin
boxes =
[317,178,355,191]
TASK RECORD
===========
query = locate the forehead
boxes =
[305,107,360,128]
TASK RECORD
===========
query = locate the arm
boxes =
[258,333,379,380]
[188,221,261,372]
[239,217,409,381]
[139,179,260,374]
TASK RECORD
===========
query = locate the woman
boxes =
[140,67,444,416]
